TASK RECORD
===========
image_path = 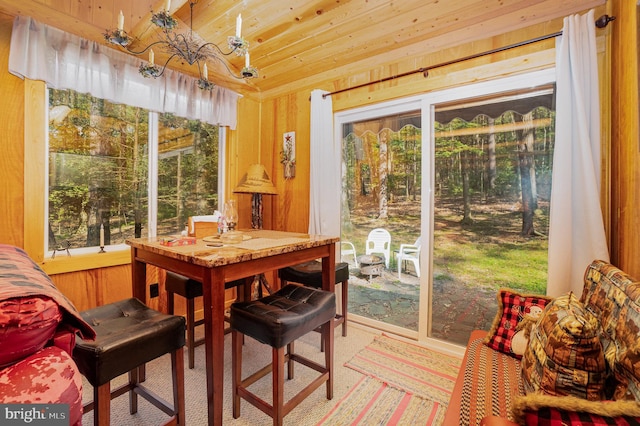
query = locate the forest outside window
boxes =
[48,88,221,255]
[336,69,556,345]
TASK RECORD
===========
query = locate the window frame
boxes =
[334,68,557,346]
[24,80,226,274]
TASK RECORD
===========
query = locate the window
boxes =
[48,88,222,255]
[337,69,556,346]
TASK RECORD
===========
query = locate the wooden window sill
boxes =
[40,248,131,275]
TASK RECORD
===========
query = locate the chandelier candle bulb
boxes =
[245,52,249,67]
[117,10,124,31]
[149,49,155,65]
[166,0,171,12]
[236,13,242,37]
[203,63,208,80]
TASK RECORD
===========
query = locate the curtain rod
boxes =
[322,14,615,99]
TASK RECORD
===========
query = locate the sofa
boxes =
[0,244,95,426]
[443,260,640,425]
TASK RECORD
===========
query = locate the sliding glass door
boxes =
[339,101,423,334]
[338,69,556,346]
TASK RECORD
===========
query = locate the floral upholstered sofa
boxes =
[0,244,95,426]
[443,260,640,425]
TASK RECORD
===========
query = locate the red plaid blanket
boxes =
[0,244,95,339]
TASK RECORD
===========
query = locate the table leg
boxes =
[202,268,226,426]
[131,248,146,301]
[321,244,336,293]
[321,243,336,391]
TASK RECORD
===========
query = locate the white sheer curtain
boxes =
[9,16,239,128]
[308,89,340,238]
[547,9,609,296]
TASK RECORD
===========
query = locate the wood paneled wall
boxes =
[253,5,614,243]
[1,1,638,311]
[259,92,312,233]
[0,13,24,248]
[610,0,640,277]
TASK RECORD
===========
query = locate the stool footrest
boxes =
[283,372,330,416]
[191,336,206,347]
[236,356,330,420]
[240,359,281,389]
[133,385,176,417]
[82,381,133,413]
[288,354,328,375]
[237,387,271,418]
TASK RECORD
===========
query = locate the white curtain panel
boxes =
[308,89,340,238]
[8,16,239,128]
[548,9,609,296]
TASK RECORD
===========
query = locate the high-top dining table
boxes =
[127,229,339,426]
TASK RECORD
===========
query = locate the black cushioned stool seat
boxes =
[230,284,336,426]
[166,271,245,369]
[73,298,186,426]
[279,261,349,339]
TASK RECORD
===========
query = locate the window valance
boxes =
[8,16,239,129]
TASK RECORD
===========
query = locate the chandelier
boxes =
[104,0,258,90]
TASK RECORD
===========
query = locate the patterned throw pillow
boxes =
[521,292,608,400]
[484,289,553,358]
[581,260,640,401]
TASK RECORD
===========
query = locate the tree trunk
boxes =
[132,108,143,238]
[461,149,473,224]
[176,151,183,230]
[378,130,389,219]
[488,117,497,191]
[518,112,536,236]
[411,140,418,201]
[86,101,111,247]
[341,156,353,231]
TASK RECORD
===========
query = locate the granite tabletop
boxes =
[127,229,339,268]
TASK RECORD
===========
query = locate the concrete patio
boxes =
[346,264,497,346]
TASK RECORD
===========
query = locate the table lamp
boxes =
[234,164,278,297]
[234,164,277,229]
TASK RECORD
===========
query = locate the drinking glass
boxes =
[224,200,238,231]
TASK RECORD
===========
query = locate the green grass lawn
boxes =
[342,197,548,295]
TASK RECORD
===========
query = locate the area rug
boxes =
[317,375,445,425]
[318,334,462,425]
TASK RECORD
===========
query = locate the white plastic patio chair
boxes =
[365,228,391,268]
[341,241,358,267]
[397,237,421,279]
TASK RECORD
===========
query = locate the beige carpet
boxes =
[81,323,380,425]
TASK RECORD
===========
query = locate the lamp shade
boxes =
[234,164,277,194]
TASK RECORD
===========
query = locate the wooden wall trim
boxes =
[23,79,46,262]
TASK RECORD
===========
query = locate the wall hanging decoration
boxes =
[281,131,296,179]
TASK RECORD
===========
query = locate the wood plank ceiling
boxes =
[0,0,605,97]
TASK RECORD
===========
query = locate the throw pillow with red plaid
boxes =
[484,289,552,358]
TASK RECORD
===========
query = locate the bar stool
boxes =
[165,271,245,369]
[230,284,336,426]
[278,261,349,338]
[73,298,186,426]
